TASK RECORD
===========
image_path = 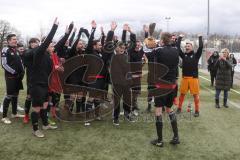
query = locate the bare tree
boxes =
[0,20,21,50]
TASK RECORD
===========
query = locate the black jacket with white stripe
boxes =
[1,46,24,79]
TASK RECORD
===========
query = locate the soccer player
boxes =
[1,34,25,124]
[176,34,203,117]
[122,24,144,116]
[151,32,180,147]
[111,41,133,126]
[84,20,117,125]
[23,38,40,123]
[67,27,89,113]
[30,18,59,138]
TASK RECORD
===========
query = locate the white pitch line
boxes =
[200,83,240,109]
[199,75,240,95]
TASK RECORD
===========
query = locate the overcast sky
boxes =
[0,0,240,39]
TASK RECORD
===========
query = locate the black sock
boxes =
[47,102,53,113]
[40,109,48,126]
[2,97,11,118]
[24,98,31,115]
[11,96,18,115]
[148,102,151,110]
[76,99,82,113]
[169,112,178,138]
[85,101,93,111]
[224,98,228,106]
[81,97,86,112]
[156,116,163,141]
[31,112,39,131]
[94,99,101,117]
[93,100,100,108]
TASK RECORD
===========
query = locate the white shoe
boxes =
[42,125,58,130]
[84,121,91,126]
[95,116,102,121]
[17,105,24,111]
[1,118,12,124]
[0,104,3,113]
[11,113,24,118]
[133,110,139,116]
[33,130,45,138]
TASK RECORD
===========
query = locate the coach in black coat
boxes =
[207,51,219,86]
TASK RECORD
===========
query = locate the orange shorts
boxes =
[180,77,200,95]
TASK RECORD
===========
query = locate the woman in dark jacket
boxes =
[215,48,232,108]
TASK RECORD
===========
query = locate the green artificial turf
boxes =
[0,68,240,160]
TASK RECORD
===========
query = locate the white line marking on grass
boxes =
[199,76,240,109]
[200,84,240,109]
[199,75,240,95]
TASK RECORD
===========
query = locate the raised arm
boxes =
[128,26,136,51]
[196,35,203,59]
[106,21,117,42]
[69,27,77,47]
[143,25,149,38]
[68,27,83,57]
[34,18,59,65]
[122,24,128,43]
[85,20,96,54]
[103,22,117,61]
[177,35,184,59]
[54,22,74,53]
[100,26,106,46]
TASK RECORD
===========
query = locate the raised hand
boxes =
[100,26,104,33]
[65,22,74,34]
[68,22,74,31]
[123,24,128,31]
[73,27,77,33]
[111,21,117,31]
[78,27,84,37]
[53,17,59,25]
[127,25,132,33]
[179,34,184,38]
[143,25,149,33]
[91,20,97,29]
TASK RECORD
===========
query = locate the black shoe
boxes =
[194,111,200,117]
[223,104,229,108]
[170,137,180,145]
[215,104,220,108]
[176,108,181,114]
[215,99,220,108]
[95,116,102,121]
[223,99,229,108]
[151,139,164,147]
[133,106,140,111]
[146,108,151,113]
[146,104,151,113]
[113,119,119,126]
[162,107,165,112]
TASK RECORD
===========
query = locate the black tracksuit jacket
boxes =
[177,36,203,78]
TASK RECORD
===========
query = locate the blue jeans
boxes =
[215,89,228,100]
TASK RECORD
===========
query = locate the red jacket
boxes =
[49,52,63,93]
